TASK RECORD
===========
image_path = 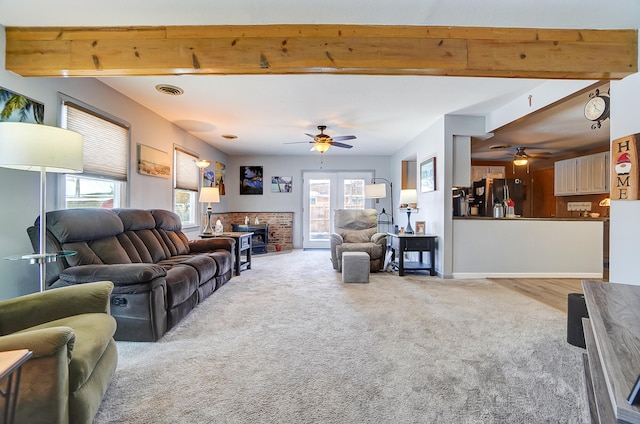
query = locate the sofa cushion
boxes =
[341,228,376,243]
[336,242,385,259]
[43,209,124,243]
[180,255,218,285]
[24,313,117,392]
[164,265,199,308]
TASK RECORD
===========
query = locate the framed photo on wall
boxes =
[137,144,170,178]
[240,165,263,195]
[272,176,292,193]
[420,156,436,193]
[0,86,44,124]
[415,221,426,235]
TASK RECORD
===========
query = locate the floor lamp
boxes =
[199,186,220,235]
[0,122,84,292]
[364,178,393,233]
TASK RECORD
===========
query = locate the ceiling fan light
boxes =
[513,157,528,166]
[313,143,331,153]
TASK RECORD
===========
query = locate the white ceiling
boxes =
[1,1,638,158]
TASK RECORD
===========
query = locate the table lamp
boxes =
[199,186,220,235]
[0,122,83,291]
[399,189,418,234]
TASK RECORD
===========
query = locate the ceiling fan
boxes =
[512,146,551,163]
[285,125,356,153]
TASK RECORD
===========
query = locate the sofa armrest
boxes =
[189,237,235,253]
[371,232,387,245]
[0,282,113,334]
[59,263,167,286]
[330,233,344,245]
[0,327,75,361]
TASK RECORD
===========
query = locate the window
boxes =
[174,147,199,227]
[60,96,129,208]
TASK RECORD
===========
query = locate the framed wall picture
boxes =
[415,221,426,235]
[0,86,44,124]
[272,176,292,193]
[420,156,436,193]
[137,144,170,178]
[240,166,263,195]
[215,161,226,195]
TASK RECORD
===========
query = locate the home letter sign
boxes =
[611,134,640,200]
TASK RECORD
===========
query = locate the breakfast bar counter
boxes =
[452,217,604,279]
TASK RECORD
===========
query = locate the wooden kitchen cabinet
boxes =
[471,165,505,182]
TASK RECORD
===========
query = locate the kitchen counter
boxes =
[453,216,608,221]
[452,217,604,279]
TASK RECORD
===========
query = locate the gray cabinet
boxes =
[582,280,640,423]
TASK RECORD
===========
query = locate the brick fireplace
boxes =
[211,212,293,251]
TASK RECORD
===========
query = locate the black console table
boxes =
[232,224,268,254]
[386,233,437,276]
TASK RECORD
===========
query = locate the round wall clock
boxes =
[584,89,610,129]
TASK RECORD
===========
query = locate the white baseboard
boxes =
[451,272,603,280]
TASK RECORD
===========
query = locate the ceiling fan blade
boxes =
[304,133,316,138]
[332,135,356,142]
[330,141,353,149]
[283,141,314,145]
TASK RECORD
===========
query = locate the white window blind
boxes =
[64,102,129,181]
[175,147,199,191]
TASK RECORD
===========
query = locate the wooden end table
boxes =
[0,349,32,424]
[200,232,252,276]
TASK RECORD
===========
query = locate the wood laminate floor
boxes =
[488,278,603,314]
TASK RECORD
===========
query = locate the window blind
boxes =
[175,147,199,191]
[64,102,129,181]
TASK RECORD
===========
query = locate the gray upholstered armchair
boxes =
[330,209,387,272]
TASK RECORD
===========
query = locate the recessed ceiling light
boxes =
[489,144,512,150]
[155,84,184,96]
[221,134,238,140]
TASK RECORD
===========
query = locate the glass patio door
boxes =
[302,171,373,249]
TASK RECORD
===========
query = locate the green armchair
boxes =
[0,281,118,424]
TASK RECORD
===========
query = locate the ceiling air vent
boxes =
[155,84,184,96]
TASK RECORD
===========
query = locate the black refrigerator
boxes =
[470,178,525,217]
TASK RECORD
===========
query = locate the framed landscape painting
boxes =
[420,156,436,193]
[137,144,171,178]
[271,176,292,193]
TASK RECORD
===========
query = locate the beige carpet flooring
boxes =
[94,249,588,424]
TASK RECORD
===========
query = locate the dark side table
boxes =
[387,233,437,276]
[200,232,252,276]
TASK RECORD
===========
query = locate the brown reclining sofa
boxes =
[28,208,235,342]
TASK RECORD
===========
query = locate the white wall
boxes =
[0,26,228,299]
[227,154,392,248]
[609,69,640,285]
[392,117,445,273]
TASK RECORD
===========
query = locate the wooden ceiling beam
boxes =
[5,24,637,79]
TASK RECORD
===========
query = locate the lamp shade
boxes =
[199,186,220,203]
[364,183,386,199]
[0,122,83,173]
[313,143,330,153]
[399,189,418,208]
[194,159,211,169]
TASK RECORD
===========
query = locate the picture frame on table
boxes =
[420,156,436,193]
[415,221,426,235]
